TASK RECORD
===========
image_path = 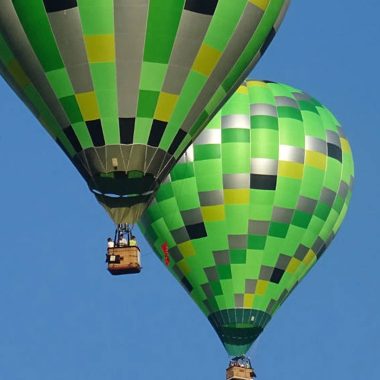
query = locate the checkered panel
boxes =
[139,80,355,356]
[0,0,289,223]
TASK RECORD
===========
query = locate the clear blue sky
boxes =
[0,1,378,379]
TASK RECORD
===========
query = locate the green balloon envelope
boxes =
[138,80,354,356]
[0,0,289,223]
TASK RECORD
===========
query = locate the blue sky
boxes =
[0,1,378,379]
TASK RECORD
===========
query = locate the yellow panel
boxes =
[85,34,115,63]
[224,189,250,204]
[340,138,351,153]
[255,280,269,295]
[247,80,267,88]
[154,92,179,122]
[305,150,326,170]
[249,0,269,11]
[303,250,316,266]
[237,85,249,95]
[178,241,196,258]
[286,257,301,274]
[192,44,221,76]
[278,161,304,179]
[201,205,225,222]
[244,294,254,308]
[178,260,191,276]
[8,59,29,87]
[76,91,100,120]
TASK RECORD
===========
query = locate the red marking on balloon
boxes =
[161,242,170,266]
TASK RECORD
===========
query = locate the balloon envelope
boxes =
[139,80,354,356]
[0,0,290,223]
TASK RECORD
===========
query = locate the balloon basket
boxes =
[106,247,141,275]
[226,356,256,380]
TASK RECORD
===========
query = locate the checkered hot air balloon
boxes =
[0,0,289,223]
[138,80,354,356]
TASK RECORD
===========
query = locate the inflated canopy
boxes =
[139,80,354,356]
[0,0,289,223]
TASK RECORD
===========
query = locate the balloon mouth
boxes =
[91,188,155,198]
[208,309,271,356]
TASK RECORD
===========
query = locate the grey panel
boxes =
[250,103,277,117]
[312,237,325,255]
[277,289,289,304]
[321,187,336,207]
[326,130,341,147]
[213,250,230,265]
[145,147,172,177]
[119,145,133,169]
[294,244,309,261]
[221,114,250,129]
[293,91,312,101]
[338,181,349,199]
[259,266,273,281]
[162,10,211,94]
[305,136,327,154]
[223,173,250,189]
[177,146,194,163]
[228,235,247,249]
[83,147,107,173]
[245,279,257,294]
[248,220,269,235]
[127,144,147,172]
[115,0,148,117]
[104,145,126,172]
[204,267,218,282]
[193,128,221,145]
[251,158,278,175]
[199,190,224,206]
[202,283,213,298]
[296,196,317,213]
[48,8,93,93]
[171,226,190,244]
[279,145,304,163]
[275,254,291,270]
[275,96,299,108]
[272,207,294,223]
[181,208,203,225]
[234,294,244,308]
[169,246,183,263]
[0,2,69,128]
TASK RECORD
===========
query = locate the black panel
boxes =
[250,174,277,190]
[270,268,285,284]
[316,243,327,259]
[147,119,167,147]
[168,129,187,155]
[119,118,135,144]
[186,222,207,239]
[181,277,193,293]
[86,119,105,147]
[64,126,82,153]
[184,0,218,15]
[43,0,77,12]
[327,143,342,162]
[260,27,276,56]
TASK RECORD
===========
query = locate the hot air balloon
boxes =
[0,0,290,225]
[138,81,354,369]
